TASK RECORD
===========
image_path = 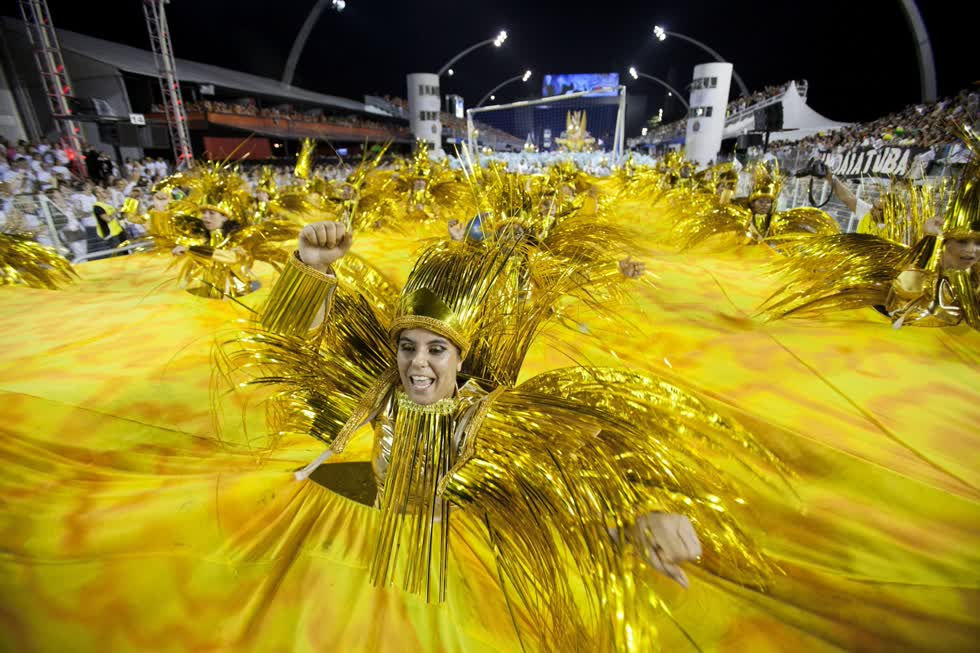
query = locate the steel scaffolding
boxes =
[143,0,193,169]
[17,0,85,174]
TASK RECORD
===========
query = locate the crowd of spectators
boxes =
[726,81,806,117]
[792,89,979,152]
[1,136,172,260]
[635,84,979,168]
[170,100,410,136]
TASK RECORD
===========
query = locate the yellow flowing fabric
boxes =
[0,219,978,652]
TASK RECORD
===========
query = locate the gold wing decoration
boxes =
[768,206,840,237]
[214,251,398,451]
[0,233,77,289]
[760,233,909,319]
[670,201,752,249]
[441,366,786,652]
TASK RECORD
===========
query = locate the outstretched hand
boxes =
[298,221,352,272]
[619,256,646,279]
[630,512,702,588]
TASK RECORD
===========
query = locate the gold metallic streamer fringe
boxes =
[442,367,785,652]
[260,252,337,338]
[945,268,980,329]
[0,234,77,289]
[371,393,456,602]
[761,233,908,319]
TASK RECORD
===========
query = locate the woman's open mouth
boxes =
[410,375,434,391]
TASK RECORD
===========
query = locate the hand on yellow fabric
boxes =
[630,512,702,588]
[618,256,645,279]
[448,219,465,242]
[172,245,187,256]
[299,221,352,273]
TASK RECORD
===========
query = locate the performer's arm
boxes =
[825,170,862,214]
[260,221,351,336]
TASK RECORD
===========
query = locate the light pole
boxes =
[437,30,507,77]
[652,25,749,97]
[476,70,532,108]
[628,67,689,110]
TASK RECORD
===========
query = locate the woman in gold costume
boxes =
[762,128,979,330]
[669,161,840,249]
[138,163,300,298]
[216,216,783,652]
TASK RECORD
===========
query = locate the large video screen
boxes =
[542,73,619,98]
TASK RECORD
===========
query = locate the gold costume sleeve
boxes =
[259,252,338,338]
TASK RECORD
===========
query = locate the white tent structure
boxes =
[722,81,849,143]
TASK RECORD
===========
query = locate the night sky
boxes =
[11,0,976,125]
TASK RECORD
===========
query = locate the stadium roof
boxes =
[1,17,379,115]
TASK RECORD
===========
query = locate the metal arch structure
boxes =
[281,0,332,87]
[632,72,689,110]
[143,0,193,169]
[17,0,85,174]
[897,0,937,103]
[658,29,750,98]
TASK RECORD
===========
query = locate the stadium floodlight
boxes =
[522,69,532,82]
[439,29,509,76]
[331,0,345,11]
[448,68,454,77]
[490,95,495,101]
[650,25,749,97]
[625,67,690,110]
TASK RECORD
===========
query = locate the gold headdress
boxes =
[388,241,517,364]
[749,160,783,201]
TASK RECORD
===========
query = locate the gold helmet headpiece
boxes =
[749,161,783,201]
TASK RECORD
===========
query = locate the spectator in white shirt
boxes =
[70,183,98,228]
[54,146,70,166]
[35,163,56,191]
[50,161,72,182]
